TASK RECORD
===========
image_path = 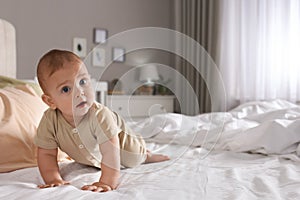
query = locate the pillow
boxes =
[0,75,42,96]
[0,84,47,172]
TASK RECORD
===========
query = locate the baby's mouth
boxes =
[76,101,87,108]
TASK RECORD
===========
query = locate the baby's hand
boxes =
[81,182,112,192]
[38,179,70,189]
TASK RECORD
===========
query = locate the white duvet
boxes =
[1,99,300,200]
[132,99,300,159]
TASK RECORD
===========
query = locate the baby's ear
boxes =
[42,94,56,109]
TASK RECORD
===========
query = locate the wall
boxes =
[0,0,174,87]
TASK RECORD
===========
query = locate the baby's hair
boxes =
[36,49,81,93]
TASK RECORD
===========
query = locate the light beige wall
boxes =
[0,0,173,81]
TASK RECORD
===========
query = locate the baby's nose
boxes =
[76,89,85,97]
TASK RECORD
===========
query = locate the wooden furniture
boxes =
[106,95,175,121]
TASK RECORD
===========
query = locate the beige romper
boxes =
[34,102,147,168]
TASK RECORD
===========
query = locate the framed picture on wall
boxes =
[92,47,105,67]
[112,47,125,62]
[93,28,107,44]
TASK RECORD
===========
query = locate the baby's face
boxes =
[45,61,95,122]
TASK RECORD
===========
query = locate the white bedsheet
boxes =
[1,145,300,199]
[131,99,300,159]
[1,99,300,199]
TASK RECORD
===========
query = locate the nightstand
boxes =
[106,95,175,121]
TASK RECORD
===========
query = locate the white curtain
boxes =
[217,0,300,109]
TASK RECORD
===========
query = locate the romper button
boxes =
[72,128,78,133]
[79,144,84,149]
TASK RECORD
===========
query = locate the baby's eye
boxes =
[61,86,71,93]
[79,79,87,86]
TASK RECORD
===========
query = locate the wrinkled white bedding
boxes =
[131,99,300,159]
[1,99,300,200]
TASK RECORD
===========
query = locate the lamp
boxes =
[139,63,159,86]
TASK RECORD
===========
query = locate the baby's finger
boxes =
[63,181,70,185]
[92,187,104,192]
[81,185,97,191]
[91,183,112,192]
[38,184,52,189]
[52,183,63,187]
[53,182,70,187]
[99,185,112,192]
[38,181,69,189]
[38,184,46,189]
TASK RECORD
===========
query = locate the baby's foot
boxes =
[144,150,170,163]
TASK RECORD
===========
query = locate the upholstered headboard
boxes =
[0,19,16,78]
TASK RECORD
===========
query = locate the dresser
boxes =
[106,95,175,121]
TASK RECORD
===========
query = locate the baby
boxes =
[34,49,169,192]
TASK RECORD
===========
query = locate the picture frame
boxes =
[92,47,105,67]
[112,47,125,62]
[73,37,87,58]
[93,28,107,44]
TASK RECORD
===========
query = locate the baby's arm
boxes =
[37,147,69,188]
[81,135,120,192]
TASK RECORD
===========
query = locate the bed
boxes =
[1,19,300,200]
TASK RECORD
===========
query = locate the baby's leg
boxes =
[118,130,169,166]
[144,150,170,163]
